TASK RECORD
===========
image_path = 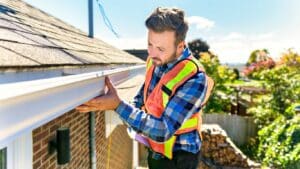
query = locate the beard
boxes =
[151,50,177,66]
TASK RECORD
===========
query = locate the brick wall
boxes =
[32,110,90,169]
[32,110,133,169]
[95,112,133,169]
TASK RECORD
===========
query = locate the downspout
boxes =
[89,112,96,169]
[88,0,96,169]
[88,0,94,38]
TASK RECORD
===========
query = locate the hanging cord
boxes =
[106,111,112,169]
[101,83,112,169]
[95,0,120,38]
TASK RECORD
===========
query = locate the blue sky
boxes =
[24,0,300,63]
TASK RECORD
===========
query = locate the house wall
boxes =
[32,110,90,169]
[95,113,133,169]
[32,110,133,169]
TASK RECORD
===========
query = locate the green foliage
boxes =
[239,137,259,160]
[248,65,300,127]
[243,49,276,78]
[257,113,300,168]
[247,49,269,66]
[246,49,300,168]
[188,38,210,59]
[188,39,240,114]
[233,68,240,79]
[243,59,275,79]
[197,52,237,113]
[280,48,300,67]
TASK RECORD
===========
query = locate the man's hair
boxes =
[145,7,188,45]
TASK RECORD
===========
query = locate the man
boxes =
[77,7,213,169]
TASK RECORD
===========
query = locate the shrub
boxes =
[257,112,300,168]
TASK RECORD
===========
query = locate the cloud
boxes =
[186,16,215,31]
[99,36,147,50]
[209,31,300,63]
[249,32,274,41]
[222,32,245,41]
[98,31,300,64]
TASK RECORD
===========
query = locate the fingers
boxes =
[76,77,119,113]
[87,96,102,104]
[105,76,116,93]
[75,105,101,113]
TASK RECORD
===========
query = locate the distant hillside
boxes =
[224,63,246,72]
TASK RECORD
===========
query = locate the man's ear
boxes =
[176,41,185,54]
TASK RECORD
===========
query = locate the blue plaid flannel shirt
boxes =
[116,48,207,154]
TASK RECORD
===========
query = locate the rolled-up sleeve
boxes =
[132,84,144,108]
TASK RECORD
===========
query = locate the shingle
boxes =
[0,15,36,33]
[0,0,144,68]
[0,45,39,66]
[0,40,82,64]
[0,28,38,45]
[15,30,59,47]
[65,50,111,64]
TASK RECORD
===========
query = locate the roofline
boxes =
[0,63,143,71]
[0,65,145,149]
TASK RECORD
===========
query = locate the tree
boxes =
[243,49,275,78]
[246,49,270,66]
[233,68,240,80]
[188,39,210,59]
[244,51,300,168]
[196,52,236,113]
[279,48,300,67]
[188,39,239,113]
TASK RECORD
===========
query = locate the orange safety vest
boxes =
[143,56,214,159]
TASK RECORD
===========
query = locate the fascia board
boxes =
[0,65,145,149]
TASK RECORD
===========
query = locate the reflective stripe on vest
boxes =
[143,56,206,159]
[177,114,198,133]
[144,57,200,118]
[142,54,214,159]
[162,61,198,107]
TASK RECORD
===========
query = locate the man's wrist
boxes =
[114,99,122,111]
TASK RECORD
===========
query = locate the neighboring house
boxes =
[124,50,148,61]
[0,0,144,169]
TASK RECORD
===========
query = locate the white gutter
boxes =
[0,65,145,149]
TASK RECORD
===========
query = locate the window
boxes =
[0,148,7,169]
[0,132,33,169]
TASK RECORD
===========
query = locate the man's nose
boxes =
[148,48,158,58]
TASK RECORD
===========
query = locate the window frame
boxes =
[0,147,7,169]
[1,132,32,169]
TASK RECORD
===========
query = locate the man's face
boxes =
[147,29,184,66]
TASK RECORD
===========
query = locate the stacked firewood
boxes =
[198,124,261,169]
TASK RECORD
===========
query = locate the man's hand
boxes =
[76,77,121,113]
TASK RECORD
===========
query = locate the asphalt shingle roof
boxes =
[0,0,144,68]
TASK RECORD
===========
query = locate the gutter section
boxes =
[0,65,145,149]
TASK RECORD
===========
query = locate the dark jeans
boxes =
[147,149,200,169]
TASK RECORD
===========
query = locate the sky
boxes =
[24,0,300,64]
